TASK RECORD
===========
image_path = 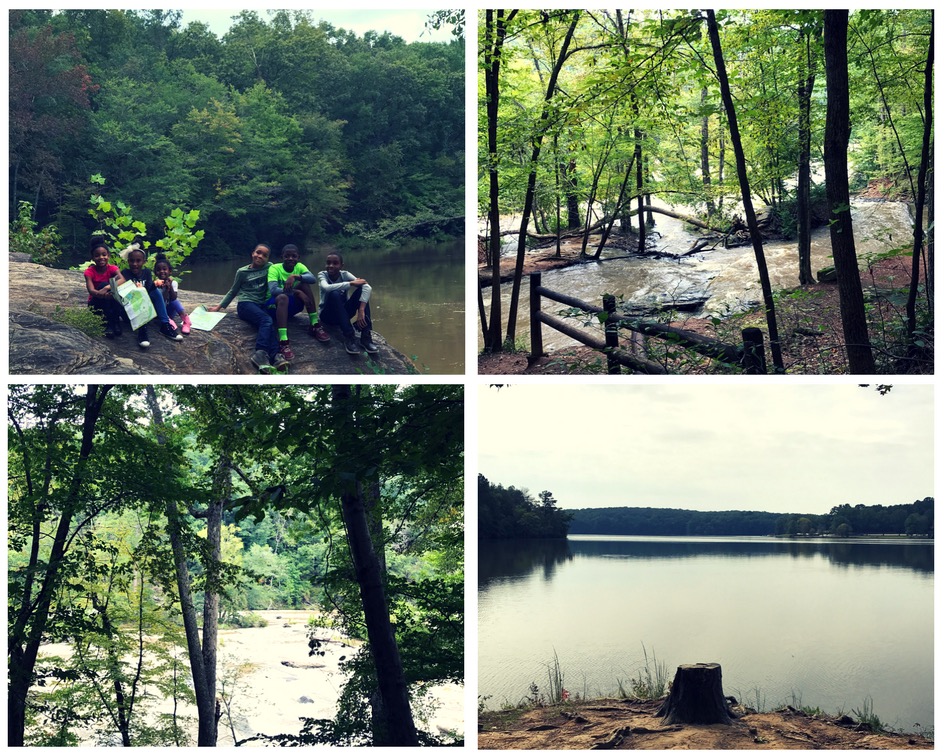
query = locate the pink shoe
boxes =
[182,315,191,335]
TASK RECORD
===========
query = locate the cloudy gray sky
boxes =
[478,384,933,515]
[179,9,454,43]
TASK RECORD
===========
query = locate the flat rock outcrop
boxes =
[10,262,417,375]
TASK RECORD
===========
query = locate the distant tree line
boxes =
[9,9,464,256]
[478,475,572,539]
[567,497,934,538]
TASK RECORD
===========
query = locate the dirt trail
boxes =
[478,699,932,750]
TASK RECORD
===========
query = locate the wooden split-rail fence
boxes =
[528,271,767,374]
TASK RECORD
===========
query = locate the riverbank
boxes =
[479,251,929,375]
[35,610,463,746]
[478,698,932,750]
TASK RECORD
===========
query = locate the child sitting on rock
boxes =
[317,252,377,355]
[117,245,182,348]
[153,254,192,334]
[83,237,123,337]
[266,243,330,361]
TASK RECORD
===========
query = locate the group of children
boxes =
[85,239,377,372]
[84,238,187,347]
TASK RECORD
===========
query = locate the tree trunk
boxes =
[144,387,218,746]
[797,29,817,285]
[905,19,933,343]
[8,385,113,747]
[484,10,515,351]
[633,94,645,254]
[202,459,230,727]
[657,663,733,725]
[700,87,716,219]
[506,11,581,347]
[332,385,418,747]
[706,9,784,372]
[823,10,875,374]
[593,154,637,259]
[564,159,581,230]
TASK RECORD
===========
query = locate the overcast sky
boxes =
[478,384,933,515]
[178,9,453,43]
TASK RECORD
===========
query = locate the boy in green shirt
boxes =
[266,244,329,361]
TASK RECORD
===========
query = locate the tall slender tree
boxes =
[823,10,875,373]
[705,9,784,371]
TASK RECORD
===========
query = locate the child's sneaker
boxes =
[310,323,330,342]
[181,315,192,335]
[137,326,150,349]
[251,349,274,374]
[279,341,295,361]
[359,329,379,354]
[160,322,183,341]
[344,335,362,355]
[272,353,290,372]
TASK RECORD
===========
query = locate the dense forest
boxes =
[479,10,933,374]
[568,497,934,538]
[10,9,464,259]
[8,384,463,747]
[478,475,572,539]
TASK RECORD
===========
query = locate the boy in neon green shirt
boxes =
[266,244,329,360]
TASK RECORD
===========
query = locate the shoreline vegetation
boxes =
[478,476,933,541]
[479,651,933,750]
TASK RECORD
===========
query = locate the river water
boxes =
[181,240,464,374]
[481,201,914,351]
[478,536,933,732]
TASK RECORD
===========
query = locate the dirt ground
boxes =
[478,248,929,375]
[478,698,933,750]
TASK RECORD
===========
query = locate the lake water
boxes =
[478,536,933,732]
[182,240,465,374]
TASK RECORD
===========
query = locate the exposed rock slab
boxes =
[10,262,417,376]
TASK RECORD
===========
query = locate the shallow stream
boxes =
[481,201,914,352]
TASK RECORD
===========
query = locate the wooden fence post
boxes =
[530,272,543,361]
[741,327,766,374]
[602,294,620,374]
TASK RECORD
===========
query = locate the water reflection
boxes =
[479,536,933,591]
[478,538,573,587]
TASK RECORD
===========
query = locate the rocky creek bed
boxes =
[36,610,463,746]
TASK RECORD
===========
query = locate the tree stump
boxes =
[656,663,733,725]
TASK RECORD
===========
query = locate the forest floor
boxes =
[478,251,929,375]
[478,698,933,750]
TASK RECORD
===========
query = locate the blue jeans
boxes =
[320,288,371,337]
[237,300,279,358]
[148,289,170,325]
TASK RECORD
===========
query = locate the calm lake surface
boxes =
[478,536,933,731]
[182,240,464,374]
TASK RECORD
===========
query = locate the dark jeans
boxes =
[88,297,122,329]
[320,288,371,337]
[238,300,279,358]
